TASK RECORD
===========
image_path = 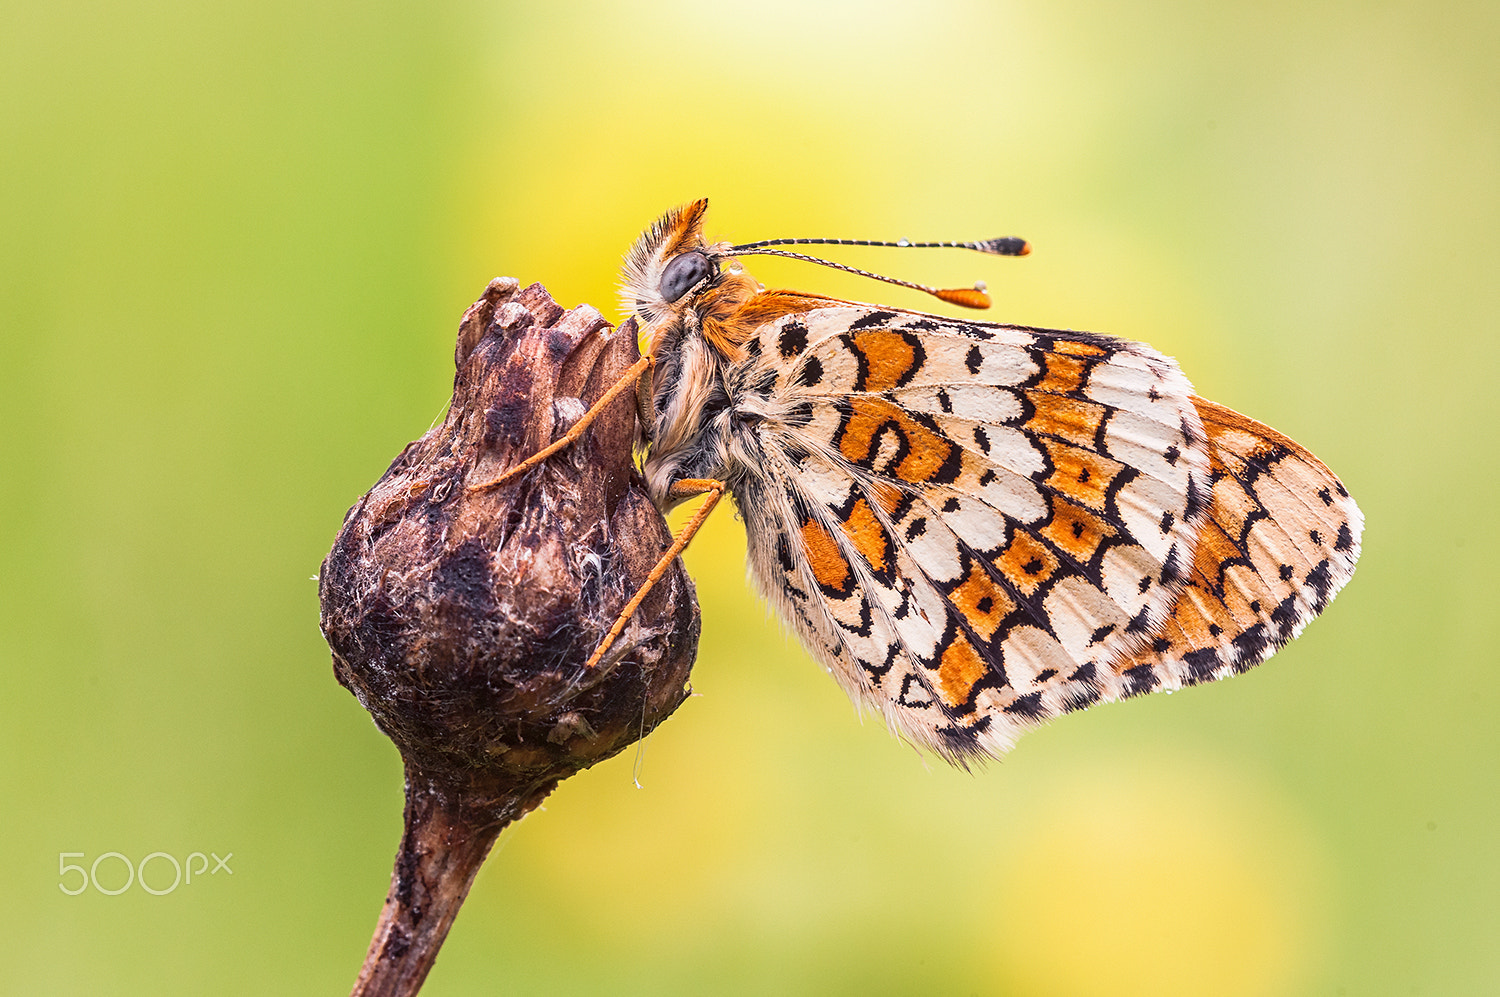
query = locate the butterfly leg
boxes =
[468,353,653,493]
[583,478,726,669]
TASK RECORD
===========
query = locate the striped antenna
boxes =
[720,233,1030,310]
[730,235,1031,257]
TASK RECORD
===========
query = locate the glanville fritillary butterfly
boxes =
[484,199,1363,764]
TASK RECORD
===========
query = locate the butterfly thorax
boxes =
[640,312,741,508]
[622,199,785,511]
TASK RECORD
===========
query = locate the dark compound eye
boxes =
[658,251,711,302]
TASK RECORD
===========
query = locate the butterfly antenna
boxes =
[724,235,1030,310]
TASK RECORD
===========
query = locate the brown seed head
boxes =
[319,278,699,826]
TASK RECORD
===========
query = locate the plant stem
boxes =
[349,763,551,997]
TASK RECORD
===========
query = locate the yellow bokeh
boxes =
[984,752,1323,996]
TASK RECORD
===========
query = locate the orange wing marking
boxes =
[849,329,923,392]
[837,497,894,575]
[938,633,989,707]
[1036,438,1127,512]
[993,529,1062,599]
[947,561,1018,640]
[801,518,855,597]
[1038,494,1116,563]
[838,397,960,483]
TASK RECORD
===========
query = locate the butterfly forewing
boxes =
[719,304,1228,758]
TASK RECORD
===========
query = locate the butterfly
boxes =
[501,199,1363,764]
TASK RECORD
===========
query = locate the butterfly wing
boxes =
[1103,396,1362,692]
[728,302,1252,761]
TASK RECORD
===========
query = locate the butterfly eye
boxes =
[658,251,711,303]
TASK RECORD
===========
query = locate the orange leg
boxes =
[584,478,726,670]
[468,353,653,493]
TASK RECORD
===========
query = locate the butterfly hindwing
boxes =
[1100,397,1363,696]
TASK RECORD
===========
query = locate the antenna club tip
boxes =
[980,236,1030,256]
[934,287,992,309]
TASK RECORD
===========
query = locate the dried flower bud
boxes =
[319,278,699,996]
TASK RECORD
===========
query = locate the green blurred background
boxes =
[4,0,1496,993]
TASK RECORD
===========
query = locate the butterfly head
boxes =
[620,200,762,357]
